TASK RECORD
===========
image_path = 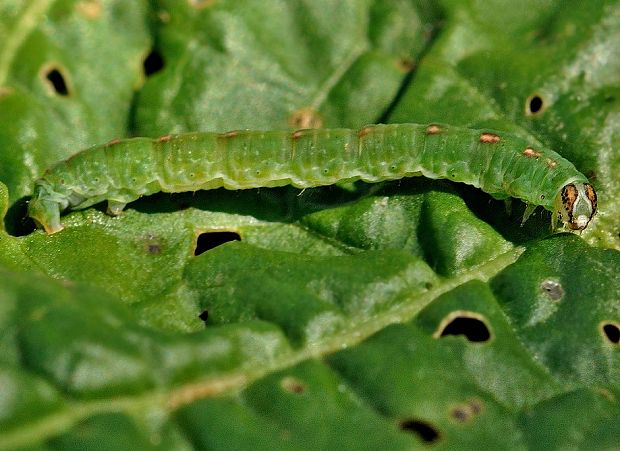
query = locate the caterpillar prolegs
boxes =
[28,123,597,234]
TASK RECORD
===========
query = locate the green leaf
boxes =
[136,0,436,133]
[0,0,150,201]
[0,0,619,449]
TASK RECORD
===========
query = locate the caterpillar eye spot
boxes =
[540,194,545,200]
[526,94,545,115]
[255,170,261,176]
[40,64,71,96]
[323,168,328,174]
[143,49,164,76]
[198,310,209,323]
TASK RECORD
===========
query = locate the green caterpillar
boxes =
[28,123,597,234]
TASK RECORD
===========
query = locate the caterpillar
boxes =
[28,123,597,234]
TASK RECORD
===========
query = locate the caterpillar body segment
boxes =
[28,123,597,234]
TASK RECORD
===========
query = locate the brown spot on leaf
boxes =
[451,399,484,422]
[540,279,564,301]
[479,133,501,144]
[288,107,323,129]
[426,124,442,135]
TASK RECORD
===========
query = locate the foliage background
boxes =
[0,0,618,449]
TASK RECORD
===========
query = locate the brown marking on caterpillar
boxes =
[222,131,239,138]
[523,147,541,159]
[157,134,172,143]
[561,184,578,226]
[426,124,442,135]
[106,138,121,146]
[546,158,558,168]
[291,130,305,140]
[584,183,597,212]
[358,126,374,139]
[479,133,501,144]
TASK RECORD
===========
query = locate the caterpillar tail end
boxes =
[28,198,64,234]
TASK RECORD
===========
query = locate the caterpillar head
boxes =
[555,183,597,231]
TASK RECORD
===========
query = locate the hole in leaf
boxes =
[526,94,545,115]
[540,279,564,301]
[147,243,161,254]
[44,67,69,96]
[194,231,240,255]
[198,310,209,323]
[399,419,440,443]
[438,313,491,342]
[281,376,306,394]
[144,49,164,76]
[601,322,620,344]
